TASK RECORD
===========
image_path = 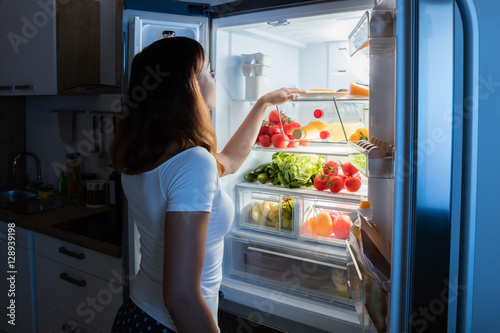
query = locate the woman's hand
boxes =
[258,87,307,108]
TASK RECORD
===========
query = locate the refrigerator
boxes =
[120,0,500,332]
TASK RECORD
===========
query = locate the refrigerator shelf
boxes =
[347,141,394,179]
[252,143,357,156]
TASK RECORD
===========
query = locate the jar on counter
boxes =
[86,180,109,208]
[81,173,97,202]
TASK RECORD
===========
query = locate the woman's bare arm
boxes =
[217,87,305,176]
[162,211,219,333]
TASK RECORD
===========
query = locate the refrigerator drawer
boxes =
[235,185,296,237]
[299,197,359,245]
[225,234,351,306]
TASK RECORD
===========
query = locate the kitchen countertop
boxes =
[0,202,122,258]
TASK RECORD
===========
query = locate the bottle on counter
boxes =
[109,170,122,207]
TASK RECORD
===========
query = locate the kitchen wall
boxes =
[25,95,119,189]
[0,97,26,189]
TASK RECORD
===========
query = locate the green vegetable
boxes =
[257,173,270,184]
[245,172,258,182]
[269,153,325,188]
[252,163,270,174]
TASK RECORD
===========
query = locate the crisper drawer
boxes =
[225,233,351,306]
[35,255,122,332]
[235,185,296,237]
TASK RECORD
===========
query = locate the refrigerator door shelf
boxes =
[346,241,390,332]
[225,232,351,307]
[348,10,395,57]
[347,142,394,179]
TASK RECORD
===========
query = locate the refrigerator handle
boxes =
[452,1,479,332]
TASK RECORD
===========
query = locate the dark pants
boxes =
[111,297,177,333]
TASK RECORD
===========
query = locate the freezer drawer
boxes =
[225,233,351,306]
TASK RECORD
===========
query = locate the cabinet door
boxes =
[13,0,57,95]
[0,0,15,95]
[38,303,100,333]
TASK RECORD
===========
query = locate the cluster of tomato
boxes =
[255,109,308,149]
[313,161,362,193]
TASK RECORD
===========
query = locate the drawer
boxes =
[299,197,359,245]
[225,233,351,306]
[235,186,296,237]
[35,255,123,332]
[38,302,100,333]
[35,232,121,282]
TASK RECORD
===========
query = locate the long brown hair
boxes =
[109,37,224,175]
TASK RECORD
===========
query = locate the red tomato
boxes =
[257,134,272,147]
[287,134,299,148]
[283,121,300,135]
[323,161,339,176]
[333,215,352,239]
[328,175,344,193]
[341,162,358,176]
[338,174,347,188]
[344,176,362,192]
[259,126,269,136]
[269,109,282,124]
[271,133,287,148]
[268,124,282,136]
[313,174,328,191]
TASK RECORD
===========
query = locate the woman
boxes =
[109,37,304,333]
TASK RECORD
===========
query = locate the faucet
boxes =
[13,152,43,190]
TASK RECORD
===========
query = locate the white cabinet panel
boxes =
[35,232,122,282]
[38,303,100,333]
[35,255,122,332]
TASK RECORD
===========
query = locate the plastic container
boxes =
[244,76,270,100]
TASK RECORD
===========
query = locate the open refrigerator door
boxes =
[211,1,395,331]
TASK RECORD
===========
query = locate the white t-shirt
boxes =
[122,147,234,332]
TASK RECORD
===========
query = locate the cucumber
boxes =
[245,172,258,182]
[252,163,270,174]
[257,172,270,184]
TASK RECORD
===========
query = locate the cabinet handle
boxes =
[0,85,13,90]
[60,272,86,287]
[59,246,85,260]
[14,84,34,90]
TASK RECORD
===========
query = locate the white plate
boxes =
[299,91,347,98]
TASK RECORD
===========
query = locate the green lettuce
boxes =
[267,152,325,188]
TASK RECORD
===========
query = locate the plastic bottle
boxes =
[358,199,373,220]
[313,103,363,123]
[292,121,329,140]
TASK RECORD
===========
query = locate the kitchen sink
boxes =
[0,190,78,215]
[0,190,38,205]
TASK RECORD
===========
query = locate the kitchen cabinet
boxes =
[0,0,102,96]
[35,232,123,333]
[0,222,37,333]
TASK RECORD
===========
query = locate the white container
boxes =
[253,64,271,76]
[245,76,270,100]
[253,53,272,66]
